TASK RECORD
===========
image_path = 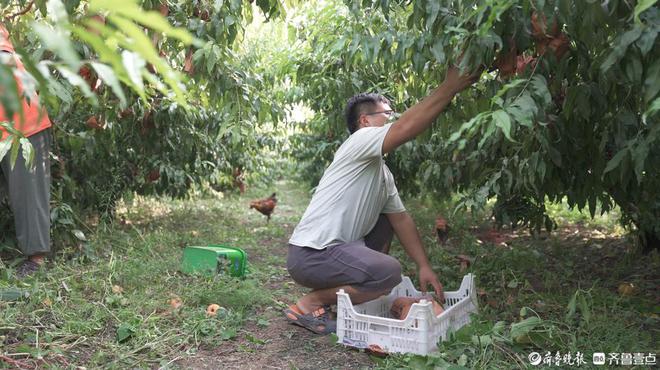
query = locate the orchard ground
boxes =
[0,181,657,369]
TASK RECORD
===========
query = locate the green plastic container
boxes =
[181,245,247,277]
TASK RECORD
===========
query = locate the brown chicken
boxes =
[232,167,246,194]
[249,193,277,222]
[435,216,449,245]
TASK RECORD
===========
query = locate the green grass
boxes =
[1,182,658,369]
[0,183,308,368]
[374,195,659,369]
[544,197,624,232]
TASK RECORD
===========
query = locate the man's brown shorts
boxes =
[287,215,402,293]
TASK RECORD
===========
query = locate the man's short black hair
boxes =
[344,93,391,134]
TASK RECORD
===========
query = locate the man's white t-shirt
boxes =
[289,123,406,250]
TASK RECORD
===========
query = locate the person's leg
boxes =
[286,242,402,334]
[1,129,51,267]
[287,242,402,314]
[296,284,389,313]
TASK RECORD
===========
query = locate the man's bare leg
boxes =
[28,253,46,265]
[296,285,389,314]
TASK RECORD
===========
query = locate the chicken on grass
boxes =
[249,193,277,222]
[435,216,449,245]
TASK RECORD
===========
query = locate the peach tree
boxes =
[285,0,659,250]
[0,0,289,248]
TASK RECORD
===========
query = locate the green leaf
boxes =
[457,354,468,367]
[68,24,128,81]
[116,323,135,343]
[603,148,628,175]
[10,136,20,170]
[530,75,551,107]
[449,114,484,143]
[636,28,658,56]
[547,146,562,167]
[245,333,265,345]
[619,148,631,184]
[644,59,660,103]
[430,39,445,64]
[55,65,97,102]
[0,64,22,119]
[566,291,577,320]
[492,110,514,142]
[625,54,644,85]
[471,334,493,347]
[44,75,73,108]
[13,47,55,109]
[114,9,193,44]
[506,93,537,127]
[425,1,441,28]
[121,51,146,93]
[32,22,81,68]
[0,122,21,137]
[478,121,496,149]
[643,96,660,123]
[89,0,139,12]
[588,195,597,218]
[220,328,237,340]
[576,96,592,122]
[0,136,13,162]
[64,0,81,13]
[110,15,186,106]
[634,0,657,23]
[91,62,127,108]
[578,293,591,324]
[600,27,642,73]
[493,79,526,101]
[45,0,69,24]
[14,66,38,99]
[72,229,87,241]
[19,137,34,170]
[492,321,506,334]
[36,0,48,16]
[287,24,297,44]
[510,317,542,340]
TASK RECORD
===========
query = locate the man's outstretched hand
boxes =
[442,65,483,95]
[418,265,444,302]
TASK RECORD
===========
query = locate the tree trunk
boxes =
[642,230,660,254]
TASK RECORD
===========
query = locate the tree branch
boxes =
[4,0,35,22]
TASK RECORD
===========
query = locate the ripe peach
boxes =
[206,303,221,316]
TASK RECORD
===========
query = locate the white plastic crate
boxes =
[336,273,478,355]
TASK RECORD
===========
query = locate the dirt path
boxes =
[178,311,372,370]
[176,206,375,370]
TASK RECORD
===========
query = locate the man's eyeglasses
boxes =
[364,110,395,117]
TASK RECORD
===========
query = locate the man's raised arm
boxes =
[382,66,481,154]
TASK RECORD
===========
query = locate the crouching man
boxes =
[284,65,480,334]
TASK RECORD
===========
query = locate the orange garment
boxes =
[0,24,52,141]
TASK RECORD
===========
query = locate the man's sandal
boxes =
[284,304,336,335]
